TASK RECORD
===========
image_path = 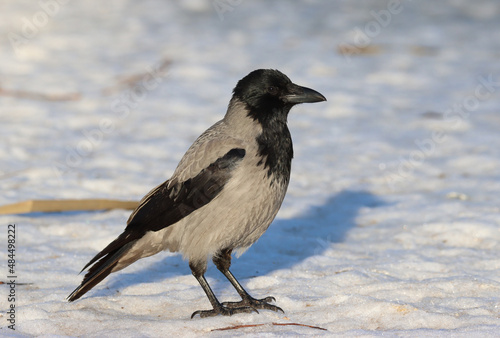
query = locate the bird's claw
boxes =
[191,304,258,318]
[191,296,283,318]
[222,295,284,313]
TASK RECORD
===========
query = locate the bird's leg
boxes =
[189,261,256,318]
[213,249,284,314]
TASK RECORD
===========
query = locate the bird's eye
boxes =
[267,86,278,95]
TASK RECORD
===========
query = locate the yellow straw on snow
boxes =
[0,199,139,215]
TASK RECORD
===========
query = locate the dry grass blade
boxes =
[0,87,81,101]
[101,59,171,95]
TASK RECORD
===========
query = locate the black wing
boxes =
[68,148,246,301]
[127,147,246,234]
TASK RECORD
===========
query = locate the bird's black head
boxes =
[232,69,326,124]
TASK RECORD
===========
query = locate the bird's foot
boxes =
[222,295,284,313]
[191,303,258,318]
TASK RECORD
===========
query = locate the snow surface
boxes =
[1,0,500,336]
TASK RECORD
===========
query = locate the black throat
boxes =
[248,106,293,185]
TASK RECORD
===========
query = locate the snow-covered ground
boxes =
[1,0,500,336]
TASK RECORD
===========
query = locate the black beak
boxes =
[282,83,327,104]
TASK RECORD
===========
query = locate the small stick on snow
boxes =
[212,322,327,331]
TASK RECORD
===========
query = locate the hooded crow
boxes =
[68,69,326,318]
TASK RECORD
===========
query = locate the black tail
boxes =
[67,242,135,302]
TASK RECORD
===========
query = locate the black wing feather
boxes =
[67,243,134,301]
[68,148,245,301]
[127,147,246,233]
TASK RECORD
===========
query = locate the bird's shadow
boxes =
[90,189,385,297]
[229,189,386,278]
